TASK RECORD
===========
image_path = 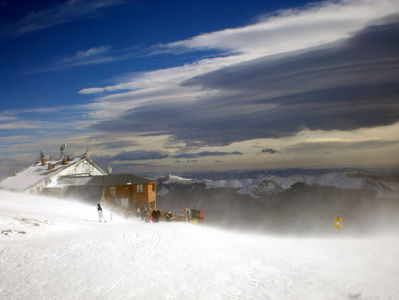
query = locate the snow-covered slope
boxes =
[1,190,399,299]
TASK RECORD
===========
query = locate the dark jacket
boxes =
[97,203,102,212]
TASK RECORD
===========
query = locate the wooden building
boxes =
[100,174,157,211]
[59,174,157,211]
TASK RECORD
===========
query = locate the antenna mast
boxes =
[60,144,67,159]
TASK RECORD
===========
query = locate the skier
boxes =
[97,203,106,223]
[139,207,146,220]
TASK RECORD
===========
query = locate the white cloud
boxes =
[0,121,46,130]
[78,54,251,95]
[168,0,399,56]
[54,46,113,67]
[0,115,15,121]
[75,46,110,58]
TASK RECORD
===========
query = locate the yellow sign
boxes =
[334,217,343,230]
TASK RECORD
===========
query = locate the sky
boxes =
[0,0,398,177]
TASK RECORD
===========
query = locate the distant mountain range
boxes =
[156,172,399,198]
[153,170,399,235]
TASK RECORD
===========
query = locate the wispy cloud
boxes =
[285,139,399,152]
[1,107,62,115]
[113,150,169,161]
[0,115,15,122]
[75,46,110,58]
[24,45,148,74]
[0,105,95,134]
[91,150,243,164]
[0,121,49,130]
[262,148,278,154]
[52,46,113,68]
[173,151,243,159]
[93,140,138,149]
[3,0,125,37]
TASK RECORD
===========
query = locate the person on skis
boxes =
[97,203,106,223]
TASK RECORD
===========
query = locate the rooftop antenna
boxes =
[84,148,91,159]
[60,144,67,159]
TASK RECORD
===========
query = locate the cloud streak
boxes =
[173,151,243,159]
[93,141,138,149]
[93,150,243,162]
[285,139,399,152]
[113,150,169,161]
[3,0,125,37]
[24,45,149,74]
[167,0,399,56]
[262,149,277,154]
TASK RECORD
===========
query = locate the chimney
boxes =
[107,165,112,175]
[40,150,46,165]
[48,163,53,169]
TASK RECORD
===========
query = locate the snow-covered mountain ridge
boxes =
[156,172,399,198]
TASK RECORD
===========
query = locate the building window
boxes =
[152,184,156,192]
[136,184,143,193]
[110,186,116,197]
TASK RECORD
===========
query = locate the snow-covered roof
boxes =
[58,174,154,186]
[0,157,102,192]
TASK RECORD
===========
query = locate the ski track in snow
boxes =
[1,190,399,299]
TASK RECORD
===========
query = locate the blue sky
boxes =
[0,0,399,176]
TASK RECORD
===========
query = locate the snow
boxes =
[0,158,81,192]
[1,190,399,299]
[314,173,363,189]
[205,178,254,189]
[163,175,195,184]
[157,186,170,196]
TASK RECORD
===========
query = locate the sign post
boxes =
[334,216,343,235]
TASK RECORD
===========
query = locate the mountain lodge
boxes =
[0,150,157,211]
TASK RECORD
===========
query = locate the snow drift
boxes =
[1,190,399,299]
